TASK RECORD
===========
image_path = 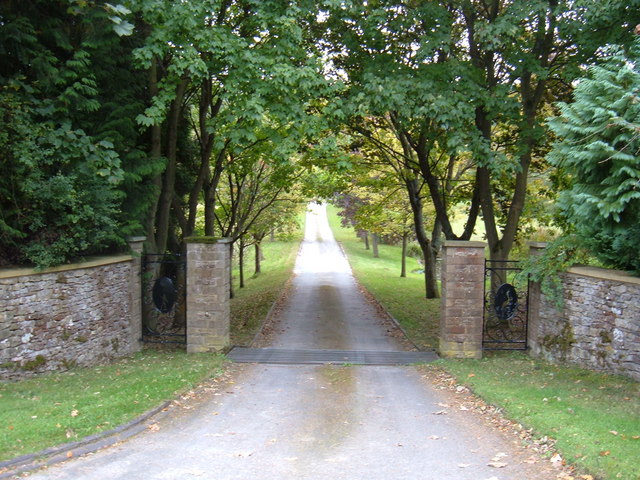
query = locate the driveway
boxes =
[21,203,561,480]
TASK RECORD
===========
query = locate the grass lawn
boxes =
[0,351,225,462]
[326,204,440,349]
[327,203,640,480]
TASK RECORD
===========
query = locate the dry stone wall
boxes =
[0,256,140,380]
[529,265,640,381]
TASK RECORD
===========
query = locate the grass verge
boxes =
[328,203,640,480]
[230,237,301,346]
[326,204,440,349]
[0,351,225,462]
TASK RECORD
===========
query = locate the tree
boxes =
[214,136,298,292]
[321,0,640,270]
[247,199,302,275]
[131,0,328,255]
[353,188,416,276]
[0,0,136,267]
[548,38,640,272]
[318,1,489,298]
[457,0,640,262]
[339,135,437,278]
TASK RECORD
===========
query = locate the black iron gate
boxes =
[141,253,187,345]
[483,259,529,351]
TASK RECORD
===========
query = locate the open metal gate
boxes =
[141,253,187,345]
[483,259,529,351]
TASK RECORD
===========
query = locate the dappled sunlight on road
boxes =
[293,203,351,275]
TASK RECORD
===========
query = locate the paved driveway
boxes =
[21,204,560,480]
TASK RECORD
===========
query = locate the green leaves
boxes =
[105,3,134,37]
[548,40,640,272]
[0,1,144,267]
[0,93,125,267]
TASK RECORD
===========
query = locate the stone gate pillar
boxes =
[439,241,486,359]
[186,237,231,353]
[127,236,146,353]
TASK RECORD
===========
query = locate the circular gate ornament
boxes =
[494,283,518,321]
[152,277,177,313]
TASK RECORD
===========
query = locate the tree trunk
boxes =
[392,116,480,243]
[144,56,163,254]
[155,78,188,253]
[363,231,370,250]
[405,178,439,298]
[185,83,219,238]
[431,220,443,258]
[239,237,245,289]
[229,242,234,299]
[204,146,227,236]
[254,242,261,275]
[372,233,379,258]
[400,232,408,278]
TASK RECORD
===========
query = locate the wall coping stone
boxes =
[126,236,147,243]
[567,265,640,286]
[0,255,133,280]
[184,236,232,244]
[443,240,486,248]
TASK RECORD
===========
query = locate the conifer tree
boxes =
[548,38,640,272]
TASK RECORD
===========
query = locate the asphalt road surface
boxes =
[21,203,561,480]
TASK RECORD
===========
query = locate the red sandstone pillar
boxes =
[439,241,486,359]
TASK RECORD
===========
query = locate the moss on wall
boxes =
[542,321,575,360]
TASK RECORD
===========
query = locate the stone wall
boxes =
[529,264,640,381]
[0,254,142,380]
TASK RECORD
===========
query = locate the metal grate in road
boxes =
[227,347,438,366]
